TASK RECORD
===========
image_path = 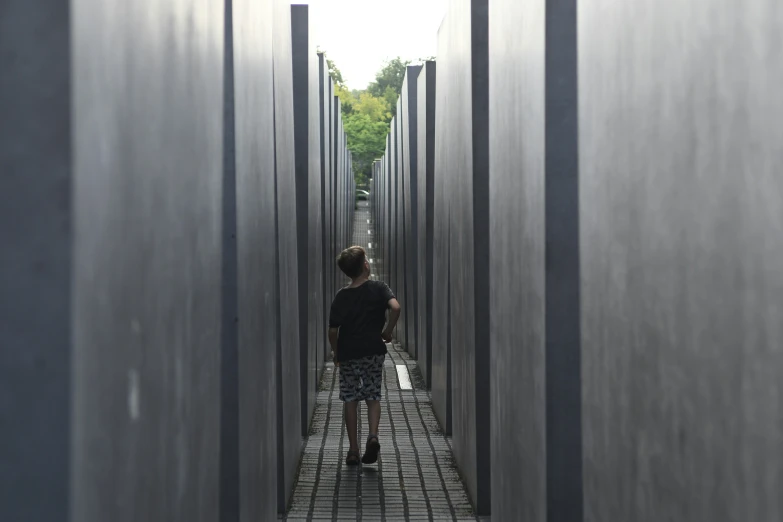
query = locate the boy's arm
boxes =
[382,298,401,342]
[328,294,341,365]
[328,327,339,365]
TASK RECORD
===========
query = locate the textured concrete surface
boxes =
[326,88,332,298]
[542,1,583,520]
[394,98,404,346]
[284,346,481,522]
[334,107,342,257]
[331,95,339,292]
[396,94,407,352]
[386,119,394,301]
[488,0,546,520]
[232,0,281,519]
[273,0,303,512]
[380,153,389,283]
[371,158,385,283]
[390,117,398,299]
[431,16,452,436]
[0,2,72,521]
[292,4,319,438]
[306,15,326,428]
[320,58,333,329]
[70,1,224,521]
[221,1,240,519]
[416,62,436,388]
[386,132,393,288]
[396,105,408,351]
[434,0,491,514]
[579,0,782,521]
[402,66,422,361]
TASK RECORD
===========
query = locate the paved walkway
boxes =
[283,201,480,521]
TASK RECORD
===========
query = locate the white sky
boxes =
[296,0,447,90]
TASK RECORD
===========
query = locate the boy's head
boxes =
[337,246,369,279]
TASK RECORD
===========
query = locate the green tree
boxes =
[334,83,355,115]
[382,86,398,119]
[323,57,425,183]
[326,58,345,88]
[354,92,392,123]
[367,57,411,100]
[343,112,389,179]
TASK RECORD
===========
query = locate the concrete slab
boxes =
[402,65,422,361]
[0,3,72,520]
[416,62,436,388]
[394,106,406,346]
[232,1,281,519]
[306,17,326,430]
[70,1,225,521]
[292,3,321,439]
[431,26,452,439]
[221,2,240,519]
[579,0,783,520]
[273,0,303,512]
[488,0,547,520]
[434,0,491,514]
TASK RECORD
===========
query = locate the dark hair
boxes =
[337,246,366,278]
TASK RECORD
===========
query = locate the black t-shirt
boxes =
[329,280,395,362]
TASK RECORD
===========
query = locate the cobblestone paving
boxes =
[283,201,480,521]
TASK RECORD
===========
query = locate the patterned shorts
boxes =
[338,354,385,402]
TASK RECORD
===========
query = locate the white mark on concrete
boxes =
[368,242,372,248]
[368,230,373,235]
[128,369,140,421]
[396,365,413,390]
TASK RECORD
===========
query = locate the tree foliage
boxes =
[324,56,426,186]
[326,58,345,88]
[367,58,411,100]
[354,92,392,123]
[334,83,354,115]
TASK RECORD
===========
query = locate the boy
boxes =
[328,246,401,466]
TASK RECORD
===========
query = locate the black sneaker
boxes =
[361,436,380,464]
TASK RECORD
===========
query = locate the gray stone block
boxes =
[273,0,302,512]
[291,3,320,439]
[336,113,345,255]
[390,116,398,298]
[334,104,341,259]
[579,0,782,520]
[386,132,393,285]
[319,58,333,328]
[307,20,326,418]
[232,1,280,519]
[434,0,490,514]
[402,66,422,360]
[416,61,437,387]
[488,0,547,520]
[394,107,406,343]
[543,1,583,520]
[318,54,328,359]
[69,1,225,521]
[0,2,72,521]
[431,56,452,439]
[221,1,239,519]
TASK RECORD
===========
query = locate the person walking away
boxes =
[328,246,401,466]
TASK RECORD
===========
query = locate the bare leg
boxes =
[344,401,359,451]
[365,399,381,438]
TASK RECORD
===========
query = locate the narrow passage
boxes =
[283,202,480,521]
